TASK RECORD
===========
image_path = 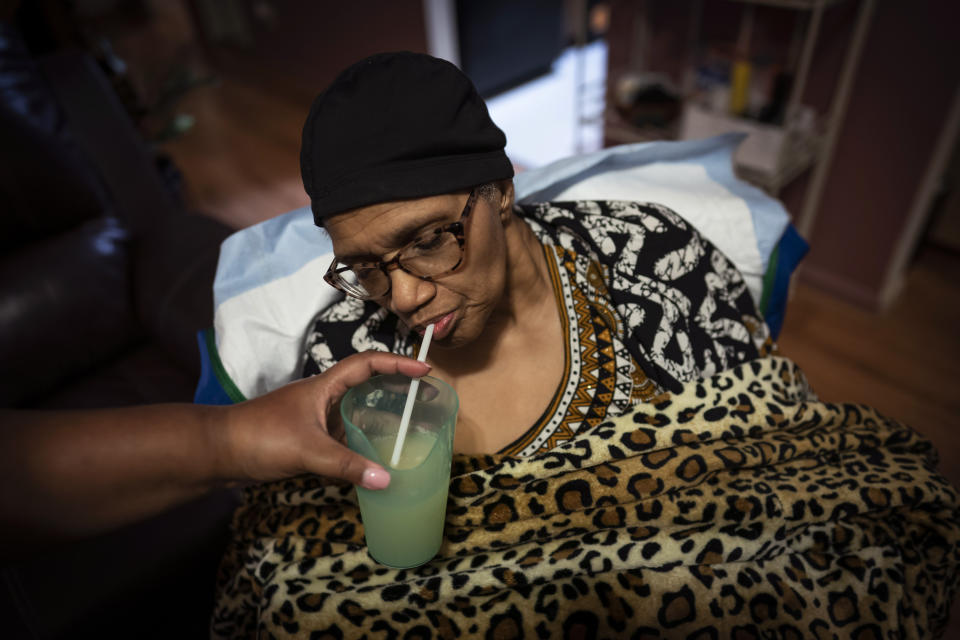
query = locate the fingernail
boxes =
[361,468,391,490]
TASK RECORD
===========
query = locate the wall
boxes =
[189,0,429,99]
[779,0,960,309]
[606,0,960,310]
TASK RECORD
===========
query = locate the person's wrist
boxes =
[203,404,244,489]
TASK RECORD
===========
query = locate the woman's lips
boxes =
[418,311,455,339]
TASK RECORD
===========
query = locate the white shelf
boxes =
[679,102,821,193]
[603,0,870,199]
[735,130,820,193]
[604,101,821,194]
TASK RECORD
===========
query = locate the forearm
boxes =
[0,404,230,544]
[0,351,430,557]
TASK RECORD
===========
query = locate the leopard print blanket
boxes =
[211,357,960,638]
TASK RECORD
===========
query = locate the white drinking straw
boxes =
[390,323,435,467]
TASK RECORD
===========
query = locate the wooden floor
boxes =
[160,76,312,229]
[162,72,960,632]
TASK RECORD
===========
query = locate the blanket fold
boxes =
[212,356,959,639]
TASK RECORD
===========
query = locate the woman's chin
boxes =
[432,330,474,350]
[434,320,481,350]
[424,304,495,351]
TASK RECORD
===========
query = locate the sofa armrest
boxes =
[134,212,232,379]
[0,218,140,407]
[37,49,233,380]
[38,51,182,234]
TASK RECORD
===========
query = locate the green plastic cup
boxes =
[341,374,458,568]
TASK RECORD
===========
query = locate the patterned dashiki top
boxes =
[303,200,771,456]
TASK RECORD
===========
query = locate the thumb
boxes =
[303,438,391,490]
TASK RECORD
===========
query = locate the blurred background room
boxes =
[1,0,958,637]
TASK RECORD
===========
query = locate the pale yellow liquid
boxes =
[370,431,436,469]
[357,431,450,568]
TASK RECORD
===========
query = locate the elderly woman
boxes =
[301,51,769,458]
[213,53,958,639]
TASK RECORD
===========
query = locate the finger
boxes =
[303,437,391,490]
[323,351,431,400]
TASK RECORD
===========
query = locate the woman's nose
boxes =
[387,268,434,314]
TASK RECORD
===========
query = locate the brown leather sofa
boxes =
[0,22,238,639]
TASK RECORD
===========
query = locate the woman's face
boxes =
[324,189,510,349]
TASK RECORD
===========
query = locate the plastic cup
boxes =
[341,374,458,568]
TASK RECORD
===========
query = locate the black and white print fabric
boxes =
[520,200,767,393]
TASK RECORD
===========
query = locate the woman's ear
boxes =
[497,179,515,225]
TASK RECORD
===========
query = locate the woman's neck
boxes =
[490,215,554,332]
[427,214,566,454]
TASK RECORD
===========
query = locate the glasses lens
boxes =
[399,231,461,277]
[336,264,388,299]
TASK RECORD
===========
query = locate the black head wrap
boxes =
[300,51,514,225]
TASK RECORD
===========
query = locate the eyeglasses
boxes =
[324,189,479,300]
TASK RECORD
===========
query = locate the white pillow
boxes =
[515,132,790,305]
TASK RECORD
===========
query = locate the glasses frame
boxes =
[324,188,479,300]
